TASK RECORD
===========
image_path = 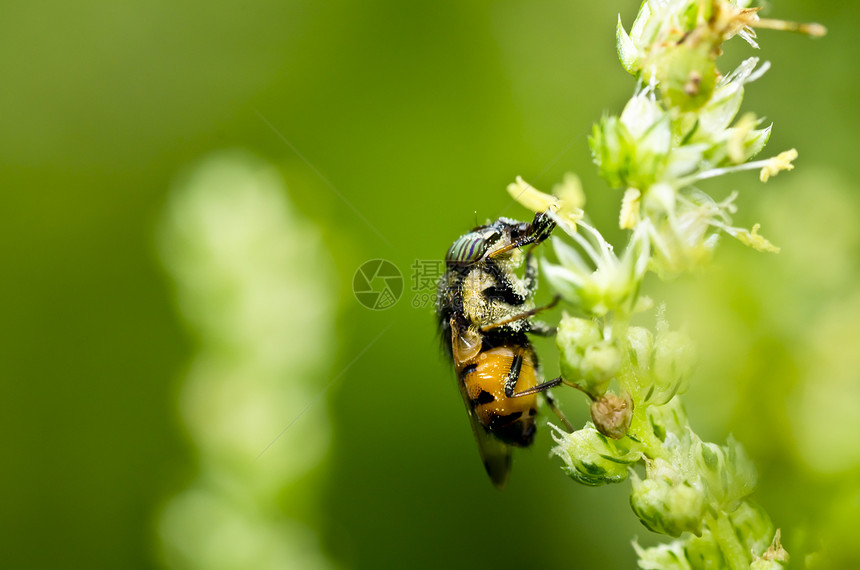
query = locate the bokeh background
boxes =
[2,1,858,568]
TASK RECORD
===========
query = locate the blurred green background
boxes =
[2,1,858,568]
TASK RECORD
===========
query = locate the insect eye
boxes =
[446,229,500,265]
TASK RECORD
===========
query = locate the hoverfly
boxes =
[436,212,569,488]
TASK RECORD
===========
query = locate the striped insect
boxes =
[436,212,570,488]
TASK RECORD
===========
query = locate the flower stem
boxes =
[628,409,668,461]
[707,511,749,570]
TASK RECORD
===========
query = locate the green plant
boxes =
[509,1,824,567]
[157,153,336,570]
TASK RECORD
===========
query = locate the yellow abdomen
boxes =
[460,345,539,446]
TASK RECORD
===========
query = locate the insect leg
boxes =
[503,348,525,398]
[509,375,575,432]
[487,212,556,258]
[479,295,561,332]
[509,375,565,397]
[543,391,574,433]
[519,211,557,283]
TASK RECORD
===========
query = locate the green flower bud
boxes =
[646,397,689,443]
[653,329,694,381]
[651,326,696,404]
[731,502,776,561]
[616,15,640,75]
[590,93,671,190]
[632,539,692,570]
[627,326,654,367]
[652,41,717,112]
[630,459,706,537]
[551,424,641,486]
[557,312,601,350]
[625,323,695,406]
[634,530,732,570]
[694,436,757,509]
[557,314,598,378]
[625,326,653,402]
[589,115,635,190]
[582,342,622,388]
[556,313,619,397]
[684,530,725,569]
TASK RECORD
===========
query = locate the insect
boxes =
[436,211,570,488]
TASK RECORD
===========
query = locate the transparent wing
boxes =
[457,378,512,489]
